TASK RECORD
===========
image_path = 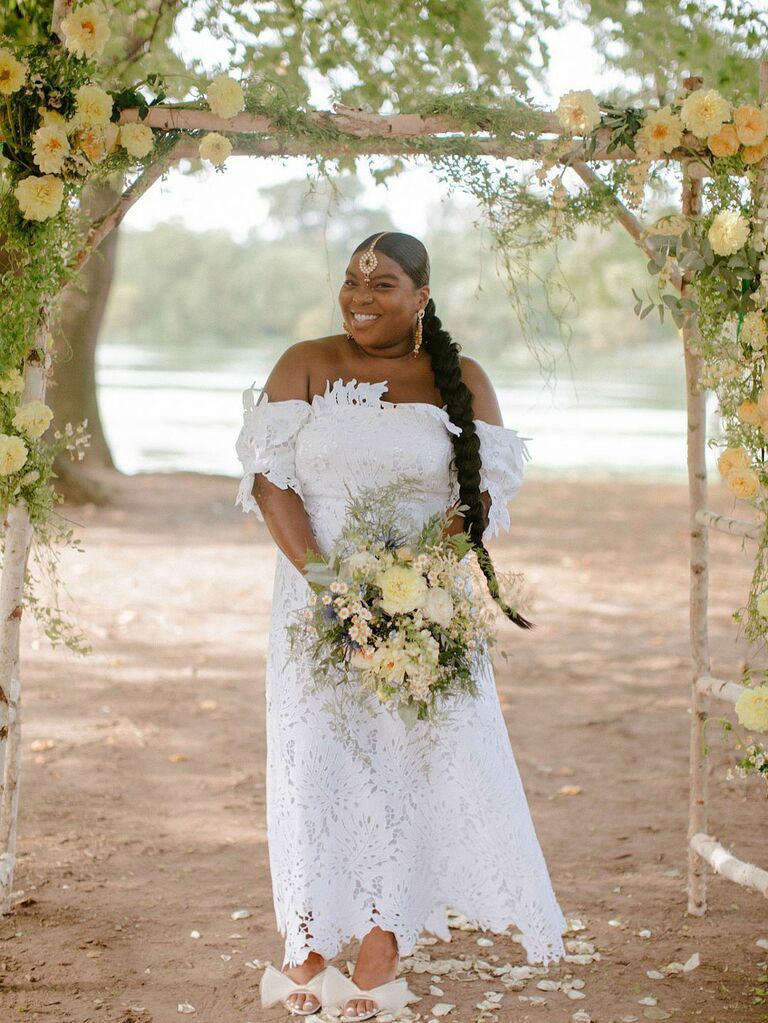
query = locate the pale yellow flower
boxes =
[32,124,70,174]
[707,123,740,158]
[118,122,154,158]
[12,400,53,439]
[757,590,768,618]
[735,686,768,732]
[634,106,682,157]
[0,435,27,476]
[77,124,108,164]
[717,447,751,478]
[0,47,26,96]
[421,586,454,628]
[738,398,763,426]
[708,209,749,256]
[725,467,760,500]
[73,84,113,128]
[60,3,111,59]
[680,88,731,138]
[743,138,768,165]
[14,174,65,221]
[376,565,429,615]
[199,132,232,166]
[0,368,24,395]
[556,89,601,134]
[206,74,245,119]
[734,105,767,147]
[742,311,768,351]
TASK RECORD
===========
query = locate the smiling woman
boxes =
[235,230,565,1021]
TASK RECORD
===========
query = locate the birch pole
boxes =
[682,74,711,918]
[0,0,69,917]
[0,316,50,913]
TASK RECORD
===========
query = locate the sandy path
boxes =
[1,472,767,1023]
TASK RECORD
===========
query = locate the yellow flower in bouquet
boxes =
[708,209,749,256]
[376,565,429,615]
[38,108,68,130]
[0,435,28,476]
[717,447,751,478]
[14,174,65,221]
[680,88,731,139]
[735,686,768,732]
[734,105,767,147]
[725,467,760,500]
[421,586,454,628]
[60,3,111,59]
[0,48,26,95]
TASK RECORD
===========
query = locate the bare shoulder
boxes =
[262,336,341,402]
[459,356,503,426]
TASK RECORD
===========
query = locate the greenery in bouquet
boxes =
[285,476,531,729]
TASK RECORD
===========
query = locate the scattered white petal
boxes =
[664,962,684,974]
[568,978,586,990]
[572,1013,592,1023]
[756,938,768,951]
[429,986,444,996]
[220,954,231,961]
[646,970,665,980]
[189,930,201,939]
[230,909,251,920]
[643,1010,672,1021]
[683,952,700,972]
[608,918,623,927]
[638,929,652,938]
[431,1003,455,1017]
[638,997,658,1006]
[518,995,547,1005]
[566,989,587,1000]
[477,937,494,947]
[177,1004,196,1014]
[537,979,561,990]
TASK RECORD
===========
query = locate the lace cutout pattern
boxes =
[236,377,565,970]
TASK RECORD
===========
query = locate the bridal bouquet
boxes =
[285,476,505,727]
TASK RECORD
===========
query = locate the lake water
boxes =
[96,341,724,480]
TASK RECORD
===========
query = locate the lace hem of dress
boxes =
[278,899,566,970]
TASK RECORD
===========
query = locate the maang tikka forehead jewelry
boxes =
[358,231,389,285]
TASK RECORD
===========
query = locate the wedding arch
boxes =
[1,0,768,925]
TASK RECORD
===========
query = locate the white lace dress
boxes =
[235,376,567,970]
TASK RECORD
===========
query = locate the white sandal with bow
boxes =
[320,963,419,1021]
[260,962,329,1016]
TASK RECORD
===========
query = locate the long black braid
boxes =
[352,232,534,630]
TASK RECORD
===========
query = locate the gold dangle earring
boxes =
[343,321,355,342]
[413,308,425,356]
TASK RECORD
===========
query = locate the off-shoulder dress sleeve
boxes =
[234,386,313,521]
[475,420,532,541]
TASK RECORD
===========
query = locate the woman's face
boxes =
[339,249,429,352]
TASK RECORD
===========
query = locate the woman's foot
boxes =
[282,950,327,1013]
[344,926,399,1020]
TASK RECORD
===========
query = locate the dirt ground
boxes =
[1,471,767,1023]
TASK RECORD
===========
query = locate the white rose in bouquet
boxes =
[421,586,454,628]
[376,565,429,615]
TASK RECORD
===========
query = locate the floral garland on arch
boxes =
[551,86,768,782]
[0,3,253,651]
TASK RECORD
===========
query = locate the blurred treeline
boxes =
[103,177,677,368]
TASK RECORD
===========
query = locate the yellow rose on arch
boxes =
[717,447,751,478]
[725,467,761,501]
[59,2,111,59]
[735,686,768,733]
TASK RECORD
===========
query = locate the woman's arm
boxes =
[251,342,324,575]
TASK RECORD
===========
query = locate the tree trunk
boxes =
[49,178,124,503]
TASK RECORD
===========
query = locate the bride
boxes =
[235,231,566,1020]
